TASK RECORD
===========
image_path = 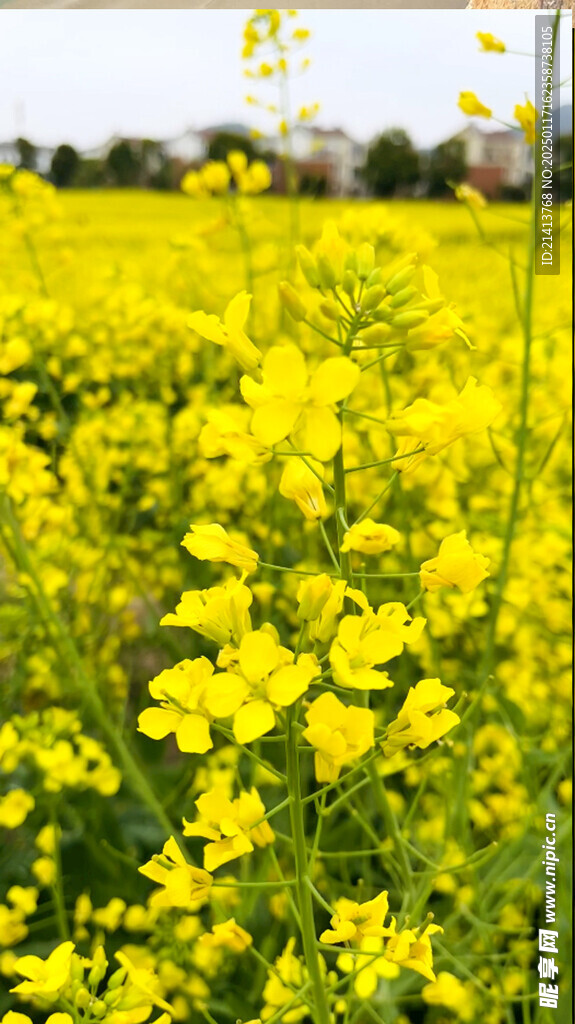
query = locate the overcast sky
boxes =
[0,11,571,151]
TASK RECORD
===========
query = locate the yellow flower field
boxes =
[0,12,572,1024]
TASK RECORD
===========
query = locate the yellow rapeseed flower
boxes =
[420,531,490,593]
[11,941,75,997]
[514,100,538,145]
[183,787,274,871]
[320,891,389,944]
[458,92,492,118]
[477,32,505,53]
[382,678,460,757]
[240,344,360,462]
[160,575,253,645]
[302,692,374,782]
[137,657,214,754]
[340,519,400,555]
[279,458,328,520]
[182,523,259,574]
[188,292,262,373]
[139,837,213,907]
[330,604,426,690]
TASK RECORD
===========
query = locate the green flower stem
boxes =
[345,447,424,474]
[285,704,331,1024]
[354,471,398,526]
[212,724,287,782]
[259,561,339,578]
[0,495,179,846]
[319,518,341,573]
[350,571,419,580]
[49,805,70,941]
[364,760,415,898]
[250,944,315,1012]
[212,879,297,889]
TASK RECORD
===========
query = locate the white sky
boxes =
[0,10,571,151]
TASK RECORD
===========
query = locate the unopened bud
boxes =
[365,267,383,289]
[319,299,340,321]
[386,265,417,295]
[391,310,430,329]
[278,281,307,322]
[341,270,357,298]
[356,243,375,280]
[360,285,386,313]
[75,988,92,1010]
[389,286,418,309]
[344,251,358,275]
[106,967,127,991]
[317,253,338,290]
[296,246,320,288]
[297,574,333,621]
[360,323,393,345]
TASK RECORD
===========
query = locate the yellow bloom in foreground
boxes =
[139,837,213,907]
[240,344,360,462]
[382,678,460,757]
[302,692,374,782]
[279,458,327,520]
[182,523,259,574]
[382,919,443,982]
[198,918,253,952]
[514,99,538,145]
[422,971,478,1021]
[11,941,75,997]
[138,657,214,754]
[188,292,262,372]
[204,630,319,744]
[330,604,426,690]
[183,787,274,871]
[458,92,492,119]
[320,891,389,944]
[340,519,400,555]
[477,32,505,53]
[160,575,253,646]
[388,376,501,473]
[0,789,34,829]
[420,531,490,594]
[114,950,174,1015]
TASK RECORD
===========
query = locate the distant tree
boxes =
[426,138,466,197]
[74,159,106,188]
[50,144,80,188]
[298,173,328,198]
[105,141,142,187]
[207,132,258,164]
[16,137,37,171]
[361,129,420,197]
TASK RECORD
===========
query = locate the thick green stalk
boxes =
[285,705,331,1024]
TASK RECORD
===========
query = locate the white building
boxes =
[454,124,532,196]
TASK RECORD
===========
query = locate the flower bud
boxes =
[319,299,340,321]
[356,243,375,281]
[278,281,307,322]
[360,285,386,313]
[87,946,108,989]
[75,987,92,1010]
[106,967,127,991]
[391,310,430,329]
[386,265,417,295]
[297,575,333,621]
[344,251,358,275]
[389,286,418,309]
[296,246,320,288]
[365,267,383,289]
[317,253,338,290]
[360,323,393,345]
[341,270,357,298]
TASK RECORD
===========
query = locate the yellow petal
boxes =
[233,700,276,744]
[137,707,180,741]
[309,357,360,406]
[175,714,213,754]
